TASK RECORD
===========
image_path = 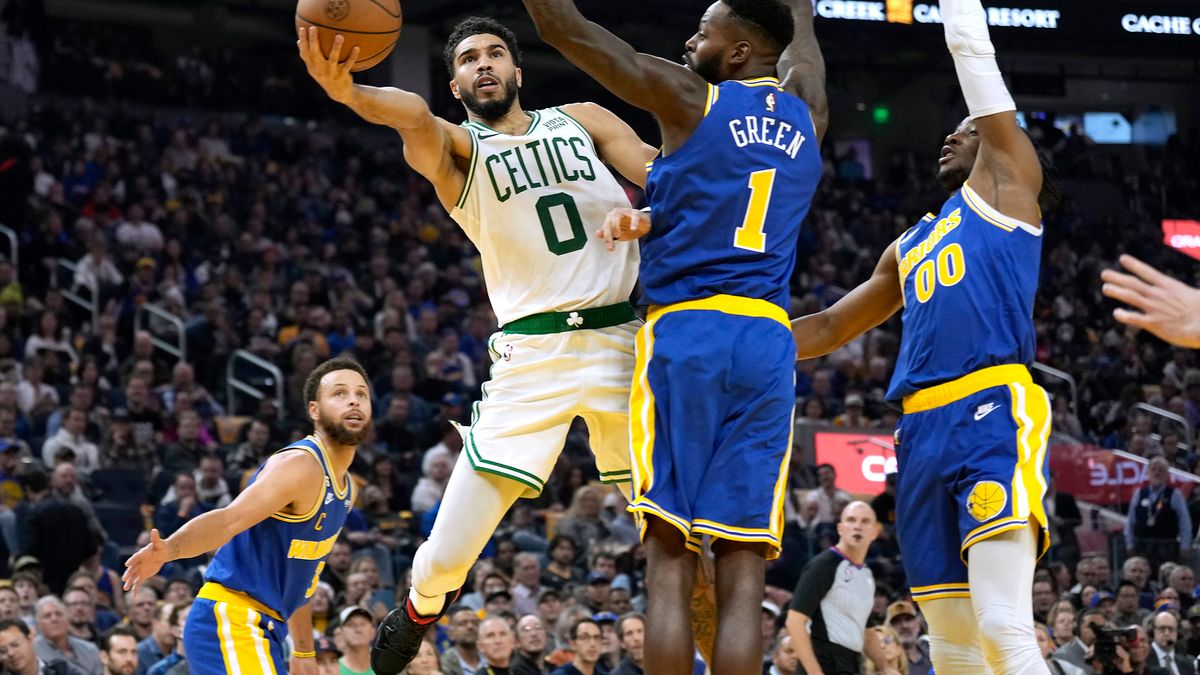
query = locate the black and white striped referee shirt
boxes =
[789,547,875,669]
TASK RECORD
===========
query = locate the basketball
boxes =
[295,0,402,72]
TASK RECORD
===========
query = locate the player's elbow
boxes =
[529,14,568,45]
[793,311,841,359]
[531,14,593,52]
[785,610,807,638]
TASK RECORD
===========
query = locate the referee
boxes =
[786,501,897,675]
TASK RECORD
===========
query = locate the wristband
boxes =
[292,650,316,659]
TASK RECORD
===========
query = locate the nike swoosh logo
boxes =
[974,403,1001,421]
[476,133,500,139]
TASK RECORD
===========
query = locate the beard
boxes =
[460,74,520,121]
[687,51,722,84]
[936,163,970,191]
[318,409,371,446]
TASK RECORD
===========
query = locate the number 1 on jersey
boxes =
[733,168,777,252]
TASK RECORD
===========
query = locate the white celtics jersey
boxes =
[450,107,639,327]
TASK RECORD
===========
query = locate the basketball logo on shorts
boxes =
[324,0,350,21]
[966,481,1007,522]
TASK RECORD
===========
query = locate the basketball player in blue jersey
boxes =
[789,1,1057,673]
[122,357,371,675]
[521,1,826,673]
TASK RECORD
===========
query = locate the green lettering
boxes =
[551,137,578,181]
[541,140,562,183]
[568,137,596,181]
[513,146,542,190]
[526,140,552,188]
[485,154,511,203]
[500,149,527,196]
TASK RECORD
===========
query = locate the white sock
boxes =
[409,449,527,615]
[407,587,444,617]
[968,523,1051,675]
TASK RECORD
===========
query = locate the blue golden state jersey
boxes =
[204,436,353,619]
[642,77,823,309]
[886,182,1043,401]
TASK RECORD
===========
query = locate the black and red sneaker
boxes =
[370,589,461,675]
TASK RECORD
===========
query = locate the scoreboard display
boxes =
[811,0,1200,54]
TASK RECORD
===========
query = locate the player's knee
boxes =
[412,552,467,593]
[928,637,985,671]
[975,609,1034,655]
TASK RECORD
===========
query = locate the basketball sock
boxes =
[920,596,988,674]
[968,522,1051,675]
[409,449,527,609]
[407,588,445,618]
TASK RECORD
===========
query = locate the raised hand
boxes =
[122,529,173,593]
[1101,254,1200,349]
[297,27,360,104]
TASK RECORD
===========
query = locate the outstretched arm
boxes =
[941,0,1041,223]
[792,241,902,359]
[123,450,323,591]
[298,28,469,209]
[777,0,828,143]
[521,0,707,146]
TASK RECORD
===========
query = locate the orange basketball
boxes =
[295,0,402,72]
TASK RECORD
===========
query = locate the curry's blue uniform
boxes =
[887,183,1051,602]
[629,78,821,557]
[184,436,353,674]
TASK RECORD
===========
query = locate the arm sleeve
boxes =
[789,551,840,618]
[941,0,1016,119]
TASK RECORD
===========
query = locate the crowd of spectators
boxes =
[0,3,1198,673]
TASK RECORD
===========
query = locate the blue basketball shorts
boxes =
[893,365,1052,603]
[184,584,290,675]
[628,295,796,559]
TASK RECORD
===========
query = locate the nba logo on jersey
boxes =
[765,93,776,113]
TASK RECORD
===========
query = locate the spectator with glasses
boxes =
[550,618,603,675]
[864,626,906,675]
[1148,611,1193,674]
[510,615,549,675]
[0,617,74,675]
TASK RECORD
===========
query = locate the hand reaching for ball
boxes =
[596,207,652,251]
[297,27,359,104]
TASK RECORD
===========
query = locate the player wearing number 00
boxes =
[519,0,827,673]
[296,17,659,674]
[122,357,371,675]
[790,0,1061,672]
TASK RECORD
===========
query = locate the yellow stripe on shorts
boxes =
[629,318,659,498]
[215,602,279,675]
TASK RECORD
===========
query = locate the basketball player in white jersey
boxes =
[299,17,654,674]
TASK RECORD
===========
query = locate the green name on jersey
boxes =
[485,136,597,203]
